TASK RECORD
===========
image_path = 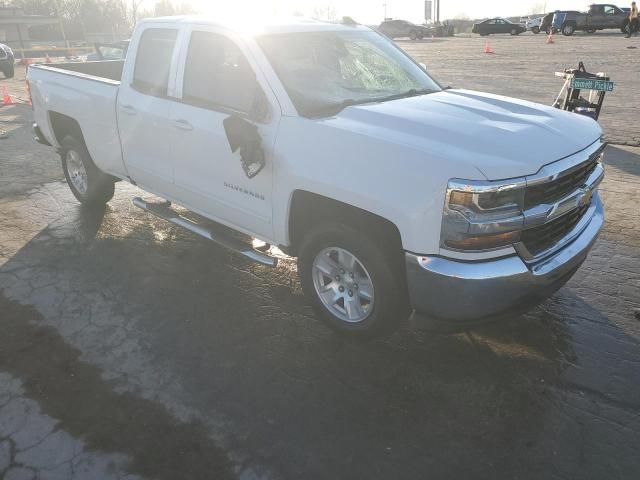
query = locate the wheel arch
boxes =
[48,111,86,148]
[287,190,404,259]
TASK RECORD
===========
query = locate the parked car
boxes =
[378,19,430,40]
[540,11,580,33]
[472,18,526,35]
[0,43,14,78]
[28,17,605,338]
[86,40,130,61]
[525,16,543,33]
[558,4,630,35]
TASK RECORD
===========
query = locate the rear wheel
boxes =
[409,30,418,40]
[586,28,596,34]
[298,223,409,338]
[562,23,575,36]
[60,135,114,206]
[510,28,519,35]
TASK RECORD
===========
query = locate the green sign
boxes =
[571,78,614,92]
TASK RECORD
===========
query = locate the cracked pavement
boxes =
[1,37,640,479]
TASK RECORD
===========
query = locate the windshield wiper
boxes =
[309,88,435,118]
[372,88,434,102]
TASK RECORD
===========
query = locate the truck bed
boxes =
[27,60,128,178]
[36,60,124,83]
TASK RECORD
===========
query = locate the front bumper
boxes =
[405,194,603,324]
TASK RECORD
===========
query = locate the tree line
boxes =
[6,0,196,39]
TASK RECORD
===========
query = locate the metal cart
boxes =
[552,62,614,121]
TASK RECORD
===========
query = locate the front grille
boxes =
[521,204,589,256]
[524,156,598,208]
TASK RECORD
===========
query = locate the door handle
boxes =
[119,104,137,115]
[172,119,193,131]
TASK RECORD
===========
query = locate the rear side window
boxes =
[133,28,178,96]
[182,31,255,113]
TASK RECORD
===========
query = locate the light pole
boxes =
[382,3,387,20]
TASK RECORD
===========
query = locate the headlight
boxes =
[441,178,526,252]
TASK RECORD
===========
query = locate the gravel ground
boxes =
[0,33,639,480]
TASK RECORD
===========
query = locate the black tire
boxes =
[409,30,418,40]
[298,223,409,339]
[561,23,575,36]
[60,135,114,206]
[417,33,424,40]
[510,28,519,35]
[532,26,540,34]
[586,28,596,34]
[2,63,14,79]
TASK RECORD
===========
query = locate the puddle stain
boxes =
[0,290,235,480]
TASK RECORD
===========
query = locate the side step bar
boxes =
[132,197,277,267]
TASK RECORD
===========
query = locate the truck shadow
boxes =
[2,194,638,478]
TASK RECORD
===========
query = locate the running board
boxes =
[132,197,277,267]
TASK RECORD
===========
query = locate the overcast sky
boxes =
[187,0,594,24]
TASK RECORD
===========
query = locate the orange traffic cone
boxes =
[546,31,554,44]
[483,40,493,54]
[2,87,13,106]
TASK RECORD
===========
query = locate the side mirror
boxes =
[419,62,427,70]
[223,115,265,179]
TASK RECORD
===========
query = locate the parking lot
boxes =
[1,33,639,479]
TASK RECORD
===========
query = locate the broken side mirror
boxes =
[223,115,265,179]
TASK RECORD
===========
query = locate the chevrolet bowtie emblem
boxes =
[579,188,593,207]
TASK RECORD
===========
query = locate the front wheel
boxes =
[298,224,409,338]
[60,135,115,206]
[532,26,540,34]
[562,23,575,36]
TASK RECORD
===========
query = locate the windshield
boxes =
[257,30,441,117]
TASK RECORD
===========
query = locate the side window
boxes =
[604,6,615,15]
[133,28,177,96]
[182,31,256,114]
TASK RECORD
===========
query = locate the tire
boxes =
[2,63,13,79]
[532,26,540,34]
[562,23,575,36]
[417,33,424,39]
[409,30,418,40]
[510,28,519,35]
[298,223,409,338]
[586,28,596,34]
[60,135,114,206]
[545,27,551,34]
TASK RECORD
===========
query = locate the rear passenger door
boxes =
[168,26,280,240]
[117,25,181,193]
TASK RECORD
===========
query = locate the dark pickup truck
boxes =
[558,4,631,36]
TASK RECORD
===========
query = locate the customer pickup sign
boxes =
[571,78,614,92]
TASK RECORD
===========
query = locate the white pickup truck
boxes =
[28,16,605,337]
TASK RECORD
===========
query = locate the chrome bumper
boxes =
[406,194,603,323]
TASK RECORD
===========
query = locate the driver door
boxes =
[168,27,280,240]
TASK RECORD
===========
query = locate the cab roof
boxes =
[138,15,371,36]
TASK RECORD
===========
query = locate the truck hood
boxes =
[330,89,602,179]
